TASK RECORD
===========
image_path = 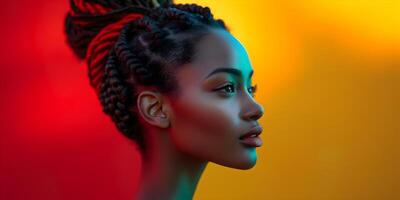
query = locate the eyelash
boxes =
[216,83,258,97]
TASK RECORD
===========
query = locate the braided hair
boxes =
[64,0,229,154]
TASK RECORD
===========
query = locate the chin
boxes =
[232,159,257,170]
[215,154,258,170]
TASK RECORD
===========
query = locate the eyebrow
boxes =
[204,67,253,80]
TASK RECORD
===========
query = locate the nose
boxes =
[241,99,265,121]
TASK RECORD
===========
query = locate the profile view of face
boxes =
[165,28,265,170]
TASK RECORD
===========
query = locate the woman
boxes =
[65,0,264,199]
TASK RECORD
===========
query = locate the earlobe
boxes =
[137,90,170,129]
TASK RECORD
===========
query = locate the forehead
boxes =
[189,28,253,80]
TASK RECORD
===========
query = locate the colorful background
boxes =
[1,0,399,199]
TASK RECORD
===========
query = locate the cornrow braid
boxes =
[64,0,229,154]
[86,13,146,94]
[97,18,163,153]
[170,3,213,21]
[99,48,145,151]
[69,0,171,16]
[169,3,228,29]
[114,18,160,85]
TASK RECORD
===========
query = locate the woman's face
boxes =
[167,28,265,170]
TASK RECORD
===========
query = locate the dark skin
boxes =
[133,28,264,200]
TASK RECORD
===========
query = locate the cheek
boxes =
[168,93,239,159]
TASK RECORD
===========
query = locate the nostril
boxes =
[244,108,263,121]
[241,102,265,121]
[252,107,264,120]
[250,111,263,120]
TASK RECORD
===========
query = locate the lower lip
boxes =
[239,136,263,147]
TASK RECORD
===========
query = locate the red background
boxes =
[0,1,142,199]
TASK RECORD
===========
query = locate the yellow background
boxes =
[176,0,400,199]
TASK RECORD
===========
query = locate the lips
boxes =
[239,125,263,140]
[239,125,263,147]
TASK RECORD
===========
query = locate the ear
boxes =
[136,90,170,129]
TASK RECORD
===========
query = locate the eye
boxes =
[248,84,258,97]
[217,84,236,94]
[215,83,258,97]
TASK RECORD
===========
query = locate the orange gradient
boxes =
[175,0,400,200]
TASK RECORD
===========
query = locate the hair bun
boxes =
[64,0,174,60]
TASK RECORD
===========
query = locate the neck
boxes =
[134,128,208,200]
